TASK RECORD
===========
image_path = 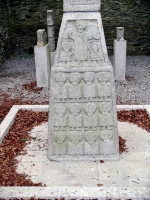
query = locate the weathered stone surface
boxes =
[113,27,127,80]
[116,27,124,41]
[47,10,55,51]
[47,10,54,26]
[37,29,47,47]
[63,0,101,12]
[34,44,51,87]
[48,12,119,161]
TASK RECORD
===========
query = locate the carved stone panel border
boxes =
[48,67,119,161]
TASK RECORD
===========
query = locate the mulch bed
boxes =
[117,109,150,132]
[22,81,43,93]
[0,109,48,186]
[0,92,48,124]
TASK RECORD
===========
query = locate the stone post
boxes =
[48,0,119,161]
[34,29,51,87]
[47,10,55,52]
[113,27,127,80]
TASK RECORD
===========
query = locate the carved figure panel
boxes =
[59,20,104,63]
[97,72,110,85]
[68,131,83,145]
[83,72,96,101]
[90,41,103,61]
[83,103,98,130]
[84,131,99,145]
[97,71,111,101]
[52,141,67,155]
[69,104,82,130]
[53,131,67,144]
[68,130,83,155]
[100,130,116,156]
[84,131,99,155]
[53,105,67,131]
[99,102,112,116]
[53,73,68,102]
[68,73,82,102]
[59,41,74,62]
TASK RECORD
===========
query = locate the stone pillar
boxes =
[34,29,51,87]
[47,10,55,52]
[48,0,119,161]
[113,27,127,80]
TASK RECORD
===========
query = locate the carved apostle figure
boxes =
[100,130,116,157]
[99,102,112,116]
[84,131,99,155]
[69,20,89,62]
[60,20,103,63]
[69,104,82,130]
[68,72,82,102]
[97,72,111,101]
[82,72,96,102]
[59,41,74,63]
[68,130,83,155]
[53,105,67,131]
[53,72,68,102]
[83,103,98,131]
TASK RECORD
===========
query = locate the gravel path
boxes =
[0,54,150,105]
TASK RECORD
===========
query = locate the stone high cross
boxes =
[48,0,119,161]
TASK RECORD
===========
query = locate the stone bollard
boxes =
[34,29,51,87]
[113,27,127,80]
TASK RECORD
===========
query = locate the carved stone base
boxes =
[48,12,119,161]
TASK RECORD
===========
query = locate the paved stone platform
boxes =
[0,105,150,199]
[16,121,150,188]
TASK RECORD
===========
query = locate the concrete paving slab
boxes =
[14,121,150,190]
[20,150,47,163]
[98,161,129,188]
[16,162,43,183]
[68,162,99,187]
[41,161,70,186]
[118,123,134,133]
[120,152,150,162]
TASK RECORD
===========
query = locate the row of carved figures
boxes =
[53,72,111,86]
[53,103,113,117]
[53,84,111,101]
[53,129,115,144]
[52,129,116,156]
[53,115,113,131]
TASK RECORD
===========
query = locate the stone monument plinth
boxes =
[48,0,119,161]
[34,29,51,87]
[113,27,127,80]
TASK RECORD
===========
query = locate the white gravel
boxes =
[0,54,149,105]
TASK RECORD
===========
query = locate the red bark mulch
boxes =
[22,81,43,93]
[0,92,48,124]
[0,109,48,186]
[117,109,150,132]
